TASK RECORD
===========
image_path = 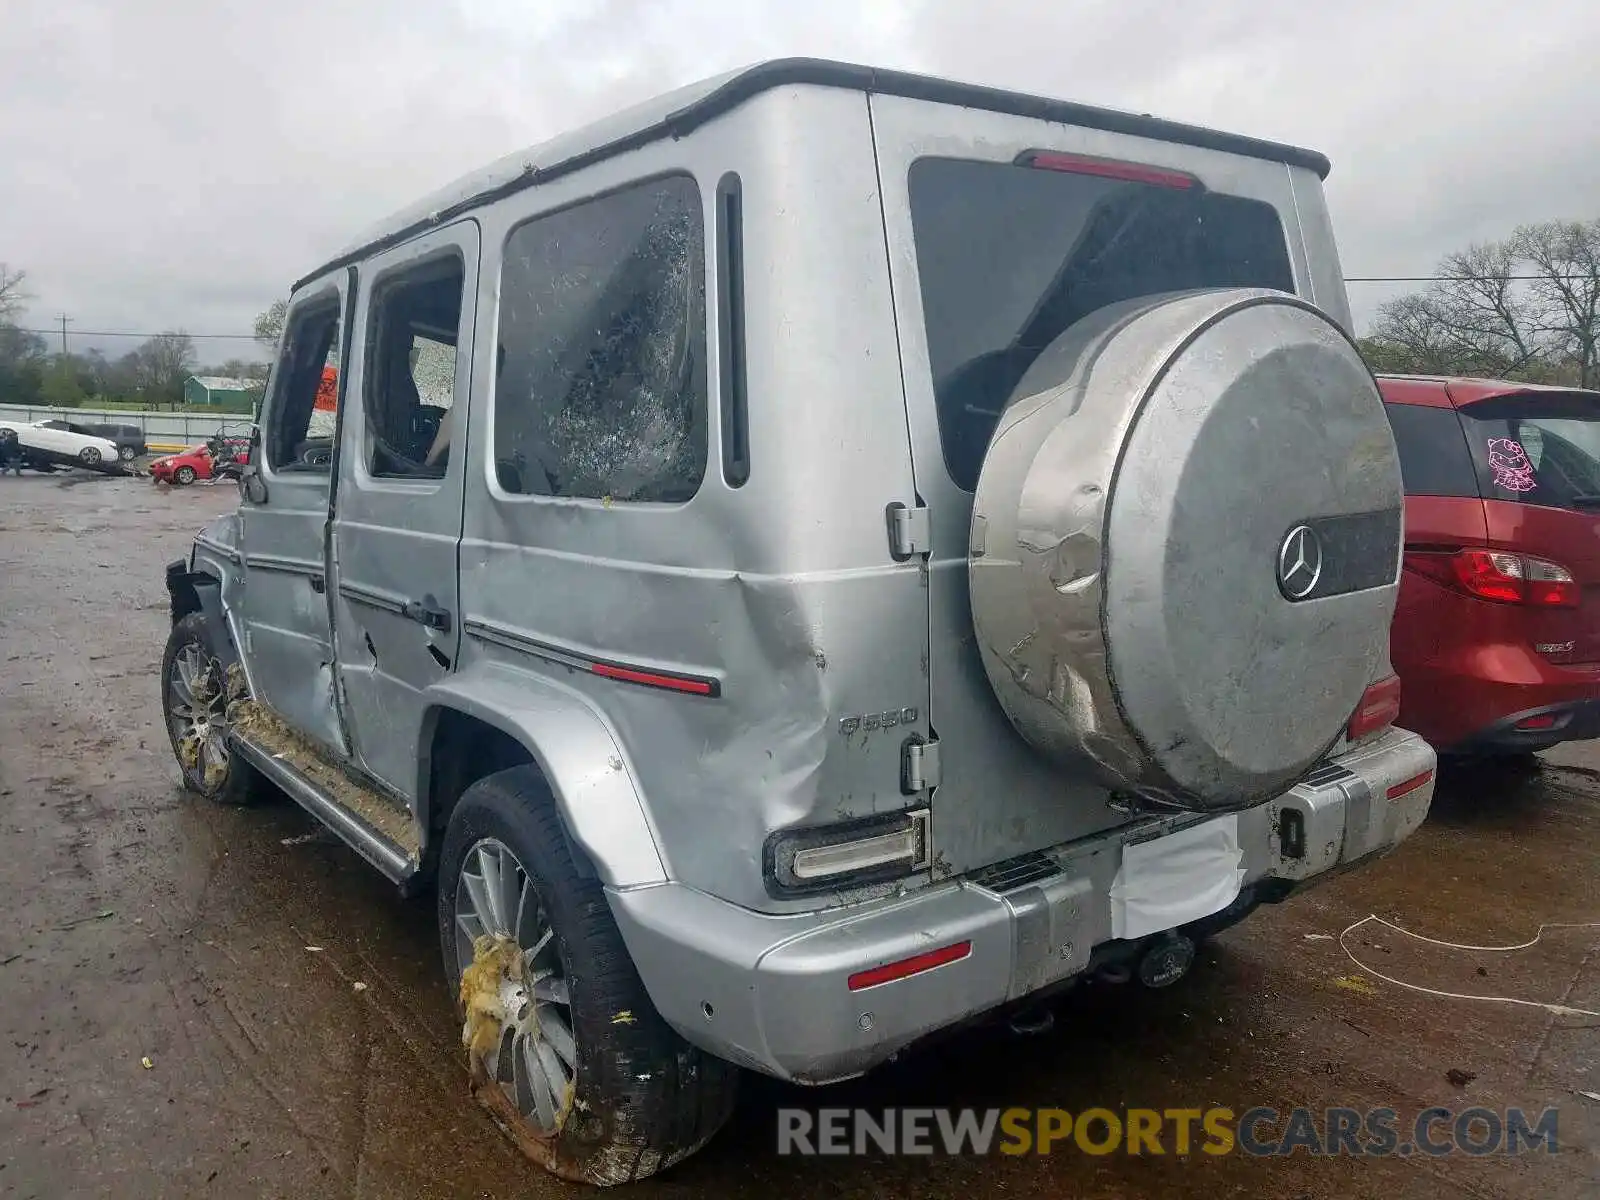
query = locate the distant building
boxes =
[184,375,261,408]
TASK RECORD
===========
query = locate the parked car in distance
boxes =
[159,59,1434,1185]
[150,438,250,485]
[1382,374,1600,756]
[82,422,148,462]
[0,418,121,470]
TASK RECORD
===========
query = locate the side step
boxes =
[228,706,421,886]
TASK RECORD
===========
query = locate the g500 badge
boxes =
[839,707,919,736]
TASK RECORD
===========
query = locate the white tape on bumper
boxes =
[1109,814,1246,942]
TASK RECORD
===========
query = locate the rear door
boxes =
[329,222,477,798]
[235,272,350,754]
[1457,390,1600,665]
[870,94,1316,874]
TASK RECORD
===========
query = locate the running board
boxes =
[231,732,421,886]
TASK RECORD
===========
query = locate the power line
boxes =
[1345,275,1595,283]
[17,328,259,340]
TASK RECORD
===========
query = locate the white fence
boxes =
[0,402,255,451]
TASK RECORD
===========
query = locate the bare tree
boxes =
[0,263,28,323]
[1515,219,1600,389]
[1366,241,1542,379]
[128,332,197,405]
[254,299,287,354]
[1363,219,1600,386]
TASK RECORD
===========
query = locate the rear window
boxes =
[907,156,1295,491]
[1382,403,1479,498]
[1459,392,1600,511]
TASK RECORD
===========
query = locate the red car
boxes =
[1382,374,1600,757]
[149,438,250,486]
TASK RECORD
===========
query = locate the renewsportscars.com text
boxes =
[776,1106,1559,1158]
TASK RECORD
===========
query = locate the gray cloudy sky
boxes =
[3,0,1596,361]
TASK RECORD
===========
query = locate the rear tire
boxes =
[118,445,136,462]
[161,612,264,805]
[437,766,739,1185]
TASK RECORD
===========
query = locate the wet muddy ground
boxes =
[1,472,1597,1198]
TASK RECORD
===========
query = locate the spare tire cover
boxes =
[969,289,1402,810]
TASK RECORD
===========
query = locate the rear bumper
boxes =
[1455,697,1600,754]
[1395,632,1600,752]
[609,726,1435,1084]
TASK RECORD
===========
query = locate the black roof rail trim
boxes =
[293,58,1330,290]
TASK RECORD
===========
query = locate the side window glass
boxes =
[265,298,342,473]
[1382,403,1480,498]
[363,256,466,480]
[495,174,707,502]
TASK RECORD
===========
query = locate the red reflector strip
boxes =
[1348,674,1402,742]
[1024,150,1196,190]
[1386,770,1434,800]
[1515,713,1558,730]
[847,941,972,992]
[590,661,715,696]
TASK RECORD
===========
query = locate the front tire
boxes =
[161,612,262,805]
[79,446,103,467]
[437,766,738,1185]
[174,465,197,485]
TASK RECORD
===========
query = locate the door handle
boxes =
[401,595,452,633]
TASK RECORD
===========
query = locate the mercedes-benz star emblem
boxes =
[1277,524,1324,601]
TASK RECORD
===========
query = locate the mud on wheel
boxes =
[437,766,739,1186]
[160,612,261,805]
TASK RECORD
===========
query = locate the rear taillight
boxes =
[1348,674,1402,742]
[1405,548,1580,608]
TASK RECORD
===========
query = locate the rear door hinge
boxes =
[902,736,942,794]
[886,502,931,560]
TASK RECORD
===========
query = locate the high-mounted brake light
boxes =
[1404,548,1580,608]
[1348,675,1402,742]
[1020,150,1198,191]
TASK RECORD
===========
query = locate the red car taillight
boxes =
[1348,674,1402,742]
[1405,549,1580,608]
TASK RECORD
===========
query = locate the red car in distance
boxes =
[149,437,251,486]
[1382,374,1600,758]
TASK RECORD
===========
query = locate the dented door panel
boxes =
[329,223,479,800]
[457,88,931,913]
[234,270,352,757]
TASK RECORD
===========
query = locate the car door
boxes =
[328,223,477,798]
[234,270,352,756]
[33,421,71,455]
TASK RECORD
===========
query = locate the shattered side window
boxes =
[494,174,708,502]
[265,297,342,473]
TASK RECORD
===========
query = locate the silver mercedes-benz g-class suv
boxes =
[159,59,1436,1185]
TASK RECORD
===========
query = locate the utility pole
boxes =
[54,314,73,357]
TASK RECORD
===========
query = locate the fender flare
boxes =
[420,662,668,889]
